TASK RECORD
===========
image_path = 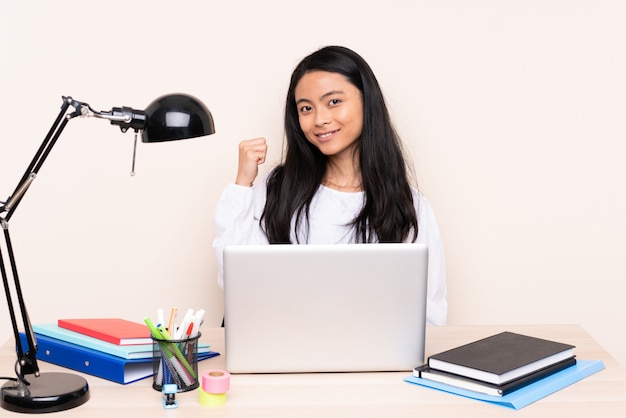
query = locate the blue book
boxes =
[32,323,212,360]
[19,332,220,384]
[404,359,605,410]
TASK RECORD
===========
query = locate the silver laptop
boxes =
[223,243,428,373]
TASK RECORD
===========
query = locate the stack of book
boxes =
[406,331,605,409]
[19,318,219,384]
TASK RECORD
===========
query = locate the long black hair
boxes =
[260,46,418,244]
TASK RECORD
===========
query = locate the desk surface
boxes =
[2,324,625,417]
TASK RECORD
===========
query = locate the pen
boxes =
[145,316,163,340]
[163,351,192,387]
[175,308,194,340]
[167,307,178,334]
[185,322,196,364]
[157,308,165,329]
[158,325,196,379]
[190,309,205,338]
[145,316,175,385]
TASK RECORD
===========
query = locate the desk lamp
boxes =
[0,94,215,413]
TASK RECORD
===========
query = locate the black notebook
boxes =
[427,331,575,385]
[415,356,577,396]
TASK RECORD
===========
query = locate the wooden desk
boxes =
[2,325,625,417]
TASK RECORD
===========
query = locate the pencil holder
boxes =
[151,332,201,392]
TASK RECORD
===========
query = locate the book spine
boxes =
[32,325,132,359]
[19,333,133,384]
[405,359,606,410]
[499,357,577,395]
[33,324,212,360]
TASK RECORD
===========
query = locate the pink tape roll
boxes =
[201,370,230,394]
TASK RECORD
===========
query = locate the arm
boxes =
[213,138,270,288]
[414,193,448,326]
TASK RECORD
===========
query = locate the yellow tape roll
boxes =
[198,388,227,406]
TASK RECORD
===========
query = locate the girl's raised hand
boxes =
[235,137,268,186]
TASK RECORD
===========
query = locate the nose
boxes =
[315,108,331,126]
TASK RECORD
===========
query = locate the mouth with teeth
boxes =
[316,130,338,141]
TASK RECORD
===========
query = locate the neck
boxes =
[322,158,362,192]
[322,178,363,192]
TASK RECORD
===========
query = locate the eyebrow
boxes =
[296,90,345,106]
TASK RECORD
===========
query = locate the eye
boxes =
[299,105,313,113]
[329,98,341,106]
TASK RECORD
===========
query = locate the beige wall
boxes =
[1,1,624,365]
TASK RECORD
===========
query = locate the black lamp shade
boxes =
[142,93,215,143]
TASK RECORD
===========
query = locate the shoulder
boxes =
[411,187,431,207]
[410,188,439,222]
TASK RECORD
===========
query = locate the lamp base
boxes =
[1,372,89,413]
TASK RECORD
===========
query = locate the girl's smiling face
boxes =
[295,71,363,159]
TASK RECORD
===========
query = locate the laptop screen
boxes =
[223,243,428,373]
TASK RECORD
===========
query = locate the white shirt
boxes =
[213,181,448,325]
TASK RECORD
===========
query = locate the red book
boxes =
[58,318,153,346]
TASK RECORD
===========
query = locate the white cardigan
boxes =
[213,181,448,325]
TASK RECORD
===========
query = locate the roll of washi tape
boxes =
[198,388,227,406]
[201,370,230,394]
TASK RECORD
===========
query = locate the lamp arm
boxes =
[90,106,147,133]
[1,223,39,381]
[0,95,146,384]
[2,97,72,220]
[0,97,148,219]
[0,96,80,382]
